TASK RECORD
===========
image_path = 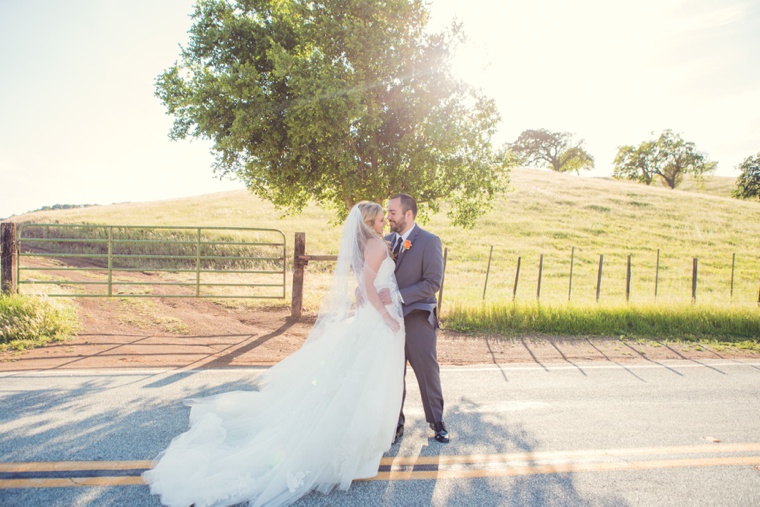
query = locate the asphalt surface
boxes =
[2,359,760,506]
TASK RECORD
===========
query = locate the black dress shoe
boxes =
[392,424,404,445]
[431,421,449,443]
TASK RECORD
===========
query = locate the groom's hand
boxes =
[378,288,392,305]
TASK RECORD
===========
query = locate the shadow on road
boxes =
[0,368,632,506]
[0,319,298,375]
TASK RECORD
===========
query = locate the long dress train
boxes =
[142,256,404,506]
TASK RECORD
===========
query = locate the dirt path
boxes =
[2,296,757,372]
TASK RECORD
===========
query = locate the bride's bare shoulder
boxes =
[368,236,388,249]
[365,237,389,256]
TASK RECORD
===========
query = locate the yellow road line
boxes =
[0,477,145,488]
[371,456,760,481]
[2,444,759,489]
[378,442,760,466]
[2,443,757,474]
[0,461,152,472]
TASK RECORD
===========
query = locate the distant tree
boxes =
[613,142,657,185]
[509,129,594,175]
[35,204,95,212]
[613,130,717,189]
[155,0,512,227]
[732,153,760,201]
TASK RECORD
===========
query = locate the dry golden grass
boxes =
[10,168,760,311]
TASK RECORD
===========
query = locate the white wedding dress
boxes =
[143,255,405,506]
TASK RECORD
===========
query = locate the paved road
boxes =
[2,359,759,506]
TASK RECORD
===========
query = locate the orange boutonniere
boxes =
[402,240,412,252]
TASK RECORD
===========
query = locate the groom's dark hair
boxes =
[391,193,417,219]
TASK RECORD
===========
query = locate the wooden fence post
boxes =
[437,247,448,314]
[730,253,736,300]
[536,253,543,300]
[568,247,575,301]
[596,254,604,302]
[626,254,632,302]
[692,257,698,303]
[483,245,493,300]
[291,232,306,318]
[512,256,521,301]
[655,248,660,299]
[1,222,17,295]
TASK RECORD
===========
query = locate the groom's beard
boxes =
[389,217,407,234]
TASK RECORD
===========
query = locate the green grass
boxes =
[445,301,760,349]
[673,174,739,198]
[596,174,739,199]
[0,294,79,351]
[8,168,760,339]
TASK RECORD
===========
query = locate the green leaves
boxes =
[613,130,717,189]
[156,0,511,228]
[732,153,760,201]
[613,142,656,185]
[509,128,594,175]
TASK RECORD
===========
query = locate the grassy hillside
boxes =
[672,174,738,198]
[10,168,760,311]
[594,174,739,199]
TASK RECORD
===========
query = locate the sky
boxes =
[1,0,758,219]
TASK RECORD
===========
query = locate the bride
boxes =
[142,202,406,506]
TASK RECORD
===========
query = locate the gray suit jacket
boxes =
[386,226,443,324]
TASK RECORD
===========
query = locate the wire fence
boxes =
[4,224,759,309]
[475,246,760,306]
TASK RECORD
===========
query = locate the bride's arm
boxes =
[363,239,400,331]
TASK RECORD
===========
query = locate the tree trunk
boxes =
[660,172,677,189]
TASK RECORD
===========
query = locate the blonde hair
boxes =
[356,201,383,231]
[356,201,384,242]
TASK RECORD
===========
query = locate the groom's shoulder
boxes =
[414,226,441,243]
[414,225,435,236]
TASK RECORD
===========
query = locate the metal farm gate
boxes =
[11,224,286,299]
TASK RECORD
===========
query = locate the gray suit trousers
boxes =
[399,309,444,426]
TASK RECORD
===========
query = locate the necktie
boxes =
[392,235,403,259]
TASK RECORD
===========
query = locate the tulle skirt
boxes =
[142,304,405,506]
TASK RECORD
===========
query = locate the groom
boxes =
[384,194,448,444]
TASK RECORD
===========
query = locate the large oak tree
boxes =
[509,129,594,175]
[156,0,511,227]
[613,130,717,189]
